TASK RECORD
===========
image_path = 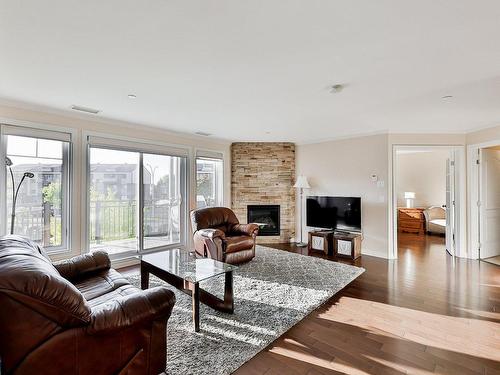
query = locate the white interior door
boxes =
[445,155,455,256]
[479,148,500,260]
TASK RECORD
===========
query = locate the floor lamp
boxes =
[294,175,310,247]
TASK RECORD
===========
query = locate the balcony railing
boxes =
[9,200,181,251]
[89,200,180,245]
[9,202,62,247]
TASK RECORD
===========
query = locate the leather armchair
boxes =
[0,235,175,375]
[190,207,259,264]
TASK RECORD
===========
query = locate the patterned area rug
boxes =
[127,245,364,375]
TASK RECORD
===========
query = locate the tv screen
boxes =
[306,196,361,231]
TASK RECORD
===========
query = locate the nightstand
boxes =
[398,208,425,235]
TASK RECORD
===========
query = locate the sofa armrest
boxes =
[53,251,111,281]
[197,228,226,240]
[232,223,259,237]
[87,287,176,334]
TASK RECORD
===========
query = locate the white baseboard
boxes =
[361,248,389,259]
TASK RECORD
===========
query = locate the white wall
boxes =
[467,124,500,145]
[395,150,449,208]
[296,134,389,258]
[0,102,231,262]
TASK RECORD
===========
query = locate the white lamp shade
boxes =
[404,192,416,199]
[293,175,310,189]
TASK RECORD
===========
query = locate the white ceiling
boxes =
[1,0,500,143]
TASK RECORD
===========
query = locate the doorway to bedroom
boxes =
[392,146,465,259]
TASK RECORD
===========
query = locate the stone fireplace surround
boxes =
[231,142,295,243]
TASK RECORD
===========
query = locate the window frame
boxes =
[0,124,72,253]
[85,133,190,260]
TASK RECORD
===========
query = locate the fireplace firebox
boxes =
[247,205,280,236]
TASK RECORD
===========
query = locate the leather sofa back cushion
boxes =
[190,207,240,233]
[0,236,91,326]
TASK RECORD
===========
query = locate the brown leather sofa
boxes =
[0,235,175,375]
[190,207,259,265]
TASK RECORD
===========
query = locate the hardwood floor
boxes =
[234,234,500,375]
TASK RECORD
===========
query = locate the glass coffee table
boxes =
[139,249,237,332]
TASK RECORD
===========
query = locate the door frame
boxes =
[467,138,500,259]
[389,144,466,259]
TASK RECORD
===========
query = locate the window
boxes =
[88,138,187,256]
[196,156,223,208]
[3,128,70,251]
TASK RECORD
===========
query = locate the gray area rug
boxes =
[127,245,364,375]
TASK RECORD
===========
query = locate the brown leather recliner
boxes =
[0,235,175,375]
[190,207,259,265]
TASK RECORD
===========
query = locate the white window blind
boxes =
[2,125,71,142]
[195,149,224,160]
[87,135,189,158]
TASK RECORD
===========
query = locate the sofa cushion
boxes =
[86,284,140,309]
[74,268,131,301]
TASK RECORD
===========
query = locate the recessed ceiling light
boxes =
[329,84,344,94]
[128,94,137,99]
[442,95,453,99]
[71,105,100,114]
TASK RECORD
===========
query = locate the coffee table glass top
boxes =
[139,249,237,283]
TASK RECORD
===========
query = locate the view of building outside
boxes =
[5,135,65,248]
[196,158,223,208]
[89,147,183,254]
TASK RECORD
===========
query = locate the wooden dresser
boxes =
[398,208,425,235]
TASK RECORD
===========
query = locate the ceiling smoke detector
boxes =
[442,95,453,99]
[195,131,212,136]
[71,105,100,114]
[329,84,344,94]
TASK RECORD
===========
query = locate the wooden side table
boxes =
[308,230,334,255]
[334,232,362,260]
[398,208,425,235]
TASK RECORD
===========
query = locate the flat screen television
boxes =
[306,196,361,232]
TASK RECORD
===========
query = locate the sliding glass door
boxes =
[89,148,140,255]
[88,143,187,257]
[143,153,183,250]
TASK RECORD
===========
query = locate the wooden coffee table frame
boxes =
[140,260,234,332]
